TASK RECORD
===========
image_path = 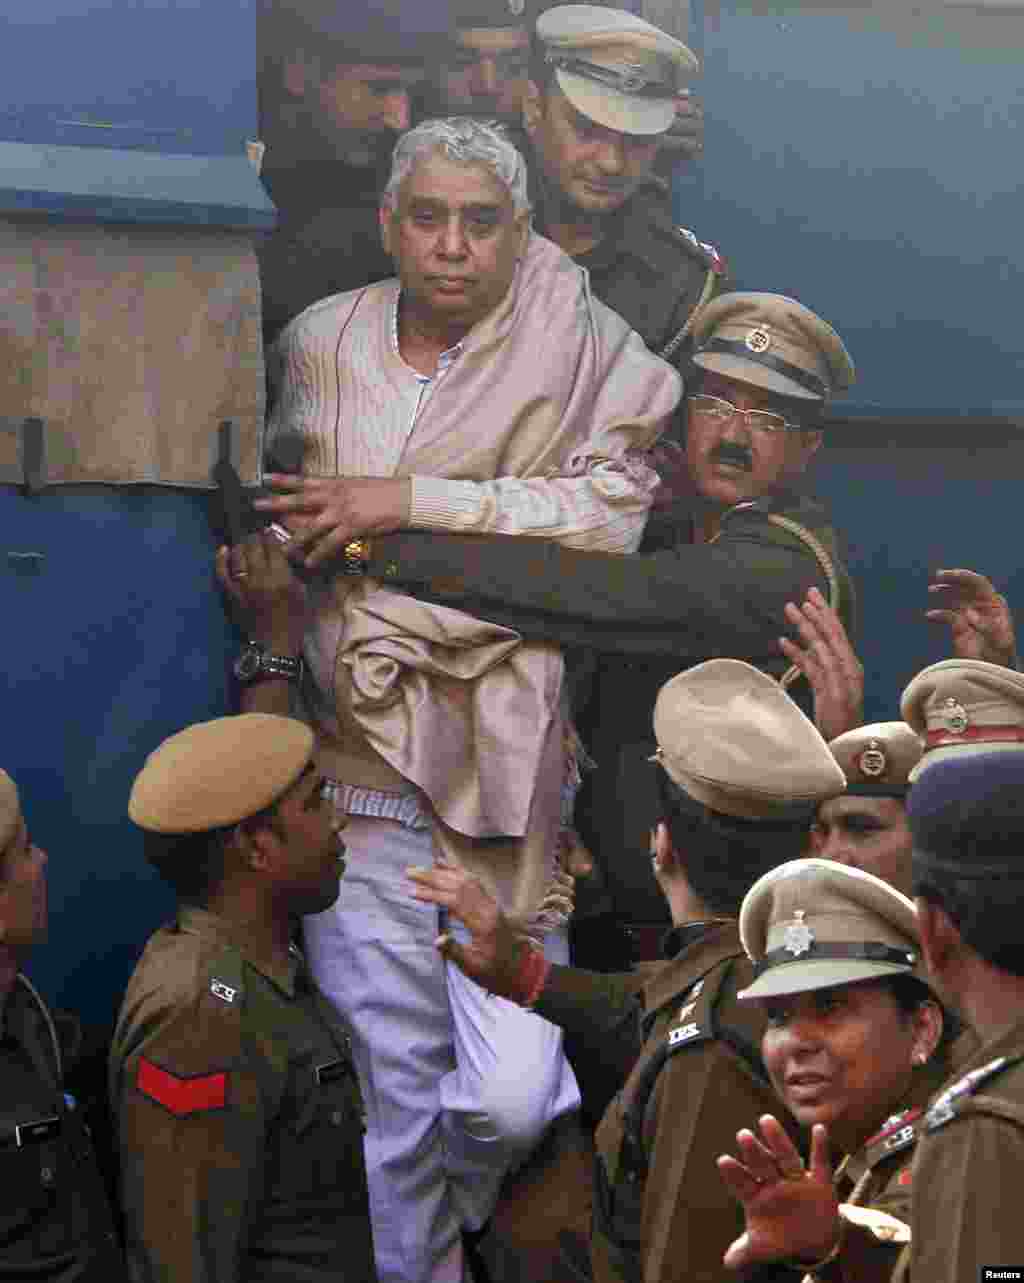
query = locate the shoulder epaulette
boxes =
[926,1054,1024,1131]
[863,1106,925,1166]
[676,225,728,275]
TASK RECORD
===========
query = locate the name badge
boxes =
[15,1116,61,1148]
[314,1059,348,1086]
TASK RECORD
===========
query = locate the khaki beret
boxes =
[129,715,315,834]
[828,722,922,798]
[901,659,1024,783]
[651,659,846,820]
[537,4,698,136]
[0,769,21,854]
[738,858,920,1001]
[690,291,855,403]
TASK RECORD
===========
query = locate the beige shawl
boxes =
[278,233,681,925]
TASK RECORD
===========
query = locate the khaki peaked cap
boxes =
[129,715,315,834]
[651,659,845,820]
[537,5,697,136]
[0,769,21,853]
[828,721,922,797]
[901,658,1024,783]
[738,858,920,1001]
[690,292,855,403]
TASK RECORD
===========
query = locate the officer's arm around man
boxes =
[366,292,857,675]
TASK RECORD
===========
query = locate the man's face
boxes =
[381,151,526,331]
[438,26,530,121]
[315,62,415,159]
[811,796,913,896]
[0,816,48,955]
[684,371,823,509]
[524,84,660,217]
[264,766,345,918]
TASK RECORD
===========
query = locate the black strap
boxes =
[753,940,916,979]
[696,337,828,399]
[20,417,45,495]
[545,53,674,100]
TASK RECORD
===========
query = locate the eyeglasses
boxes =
[687,393,800,436]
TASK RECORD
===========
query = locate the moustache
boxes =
[710,444,753,471]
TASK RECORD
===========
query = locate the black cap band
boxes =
[546,53,675,100]
[696,337,829,400]
[843,783,910,800]
[753,939,917,979]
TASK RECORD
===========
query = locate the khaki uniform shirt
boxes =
[110,907,375,1283]
[809,1065,947,1283]
[899,1020,1024,1283]
[536,921,788,1283]
[0,975,123,1281]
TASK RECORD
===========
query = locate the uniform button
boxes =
[330,1110,344,1127]
[40,1166,55,1186]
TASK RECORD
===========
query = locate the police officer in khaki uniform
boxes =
[407,658,845,1283]
[718,860,948,1283]
[898,662,1024,1283]
[814,722,922,896]
[112,714,375,1283]
[524,5,726,370]
[0,769,124,1280]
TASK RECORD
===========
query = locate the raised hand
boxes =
[926,568,1017,668]
[780,586,864,742]
[718,1116,839,1271]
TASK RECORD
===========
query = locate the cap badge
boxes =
[941,698,969,735]
[858,740,887,778]
[617,63,652,93]
[783,909,815,957]
[745,326,771,355]
[507,0,525,14]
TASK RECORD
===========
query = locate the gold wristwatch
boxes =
[342,538,373,577]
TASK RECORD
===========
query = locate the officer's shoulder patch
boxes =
[136,1057,229,1118]
[926,1055,1023,1132]
[665,976,715,1052]
[864,1106,924,1166]
[676,226,728,275]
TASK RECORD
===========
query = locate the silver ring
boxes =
[234,570,249,579]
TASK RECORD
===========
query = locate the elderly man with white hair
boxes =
[242,117,681,1283]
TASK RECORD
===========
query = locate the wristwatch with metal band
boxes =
[233,641,304,685]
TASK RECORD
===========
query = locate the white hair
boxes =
[383,117,532,216]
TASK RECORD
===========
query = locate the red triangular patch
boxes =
[136,1057,228,1117]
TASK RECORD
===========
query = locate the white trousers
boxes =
[304,813,580,1283]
